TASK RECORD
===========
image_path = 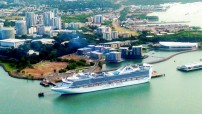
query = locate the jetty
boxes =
[40,79,57,87]
[151,71,165,78]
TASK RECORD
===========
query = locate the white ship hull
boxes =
[51,77,151,94]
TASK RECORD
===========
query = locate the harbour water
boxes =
[1,50,202,114]
[148,2,202,28]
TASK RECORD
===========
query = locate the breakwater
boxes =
[100,49,200,72]
[147,49,200,64]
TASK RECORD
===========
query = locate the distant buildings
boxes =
[43,11,61,30]
[93,15,104,24]
[53,8,59,17]
[43,11,54,26]
[119,32,131,38]
[111,31,119,39]
[37,26,51,35]
[0,27,15,39]
[100,41,132,48]
[52,17,61,30]
[26,12,36,29]
[103,32,112,41]
[15,20,27,36]
[68,22,83,30]
[97,26,107,34]
[105,51,122,62]
[96,26,119,41]
[120,46,143,59]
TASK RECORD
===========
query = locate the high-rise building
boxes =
[105,51,122,62]
[52,17,61,30]
[93,15,104,24]
[15,20,27,36]
[0,27,15,39]
[53,8,59,17]
[43,11,54,26]
[111,31,119,39]
[25,12,36,29]
[103,32,112,41]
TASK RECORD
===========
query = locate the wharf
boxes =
[40,80,57,87]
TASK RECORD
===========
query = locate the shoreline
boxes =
[0,49,200,81]
[0,63,42,81]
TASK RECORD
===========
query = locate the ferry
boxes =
[177,62,202,71]
[51,63,152,94]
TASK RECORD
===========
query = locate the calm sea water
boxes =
[148,2,202,28]
[1,50,202,114]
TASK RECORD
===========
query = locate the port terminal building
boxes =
[158,42,198,50]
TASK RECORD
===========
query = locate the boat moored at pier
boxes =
[51,63,153,94]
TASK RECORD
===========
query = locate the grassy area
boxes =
[61,14,90,23]
[112,22,139,36]
[21,61,68,77]
[3,16,23,20]
[0,61,17,71]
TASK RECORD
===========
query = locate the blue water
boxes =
[1,50,202,114]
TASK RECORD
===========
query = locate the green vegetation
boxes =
[136,14,159,21]
[61,14,90,23]
[23,0,120,11]
[98,61,103,68]
[0,61,17,71]
[119,7,129,21]
[103,20,113,27]
[0,32,89,71]
[59,59,89,73]
[4,20,15,27]
[139,30,202,43]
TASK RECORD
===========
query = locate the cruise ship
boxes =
[177,62,202,71]
[51,63,153,94]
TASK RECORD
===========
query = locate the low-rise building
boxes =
[0,39,30,49]
[100,41,133,48]
[90,51,103,60]
[0,27,15,39]
[77,47,91,55]
[94,45,104,52]
[32,38,55,45]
